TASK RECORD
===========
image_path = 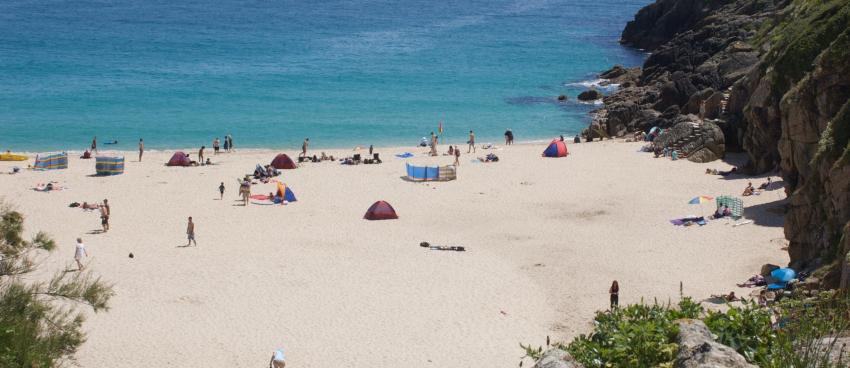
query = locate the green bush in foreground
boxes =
[523,292,850,368]
[0,203,114,367]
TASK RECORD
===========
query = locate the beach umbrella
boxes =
[688,196,714,204]
[770,267,796,282]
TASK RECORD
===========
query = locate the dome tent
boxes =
[271,153,297,170]
[543,140,569,157]
[364,200,398,220]
[166,152,191,166]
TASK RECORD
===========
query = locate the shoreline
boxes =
[5,137,577,157]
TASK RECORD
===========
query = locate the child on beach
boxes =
[186,217,197,246]
[219,182,225,200]
[74,238,87,271]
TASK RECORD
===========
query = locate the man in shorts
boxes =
[186,216,197,246]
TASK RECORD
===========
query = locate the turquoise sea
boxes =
[0,0,648,151]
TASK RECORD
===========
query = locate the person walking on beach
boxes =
[138,138,144,162]
[74,238,87,271]
[454,145,460,166]
[213,138,220,154]
[609,280,619,309]
[198,146,205,164]
[219,182,225,200]
[467,130,475,153]
[91,136,97,154]
[186,217,197,246]
[223,135,230,152]
[100,199,110,232]
[301,138,309,158]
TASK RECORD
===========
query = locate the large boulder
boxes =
[532,348,585,368]
[674,320,755,368]
[577,89,603,101]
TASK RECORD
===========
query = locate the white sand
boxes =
[0,141,787,367]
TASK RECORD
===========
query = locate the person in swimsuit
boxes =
[91,136,97,154]
[301,138,309,158]
[467,130,475,153]
[213,138,220,154]
[100,199,110,232]
[219,182,225,200]
[198,146,205,164]
[269,349,286,368]
[454,145,460,166]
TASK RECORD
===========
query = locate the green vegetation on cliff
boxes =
[766,0,850,91]
[525,292,850,367]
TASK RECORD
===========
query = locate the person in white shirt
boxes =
[74,238,87,271]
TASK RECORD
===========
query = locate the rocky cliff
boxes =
[593,0,850,288]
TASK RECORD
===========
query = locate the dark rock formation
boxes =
[674,320,756,368]
[532,348,585,368]
[592,0,850,287]
[577,90,602,101]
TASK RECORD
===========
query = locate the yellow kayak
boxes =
[0,153,28,161]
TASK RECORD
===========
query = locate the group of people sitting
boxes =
[340,153,381,165]
[298,152,335,163]
[712,204,734,219]
[253,164,280,181]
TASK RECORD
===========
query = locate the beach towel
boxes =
[395,152,414,158]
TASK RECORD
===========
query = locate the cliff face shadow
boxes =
[744,198,787,228]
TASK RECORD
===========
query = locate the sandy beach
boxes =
[0,141,787,367]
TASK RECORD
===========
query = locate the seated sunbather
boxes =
[758,177,772,190]
[742,182,755,196]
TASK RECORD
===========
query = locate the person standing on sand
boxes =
[454,145,460,166]
[198,146,205,164]
[138,138,144,162]
[213,138,220,154]
[74,238,87,271]
[186,217,197,246]
[223,135,230,152]
[467,130,475,153]
[505,129,514,145]
[91,136,97,154]
[219,182,225,200]
[301,138,309,158]
[228,135,234,152]
[99,200,110,233]
[609,280,619,309]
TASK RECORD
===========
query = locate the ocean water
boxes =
[0,0,648,151]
